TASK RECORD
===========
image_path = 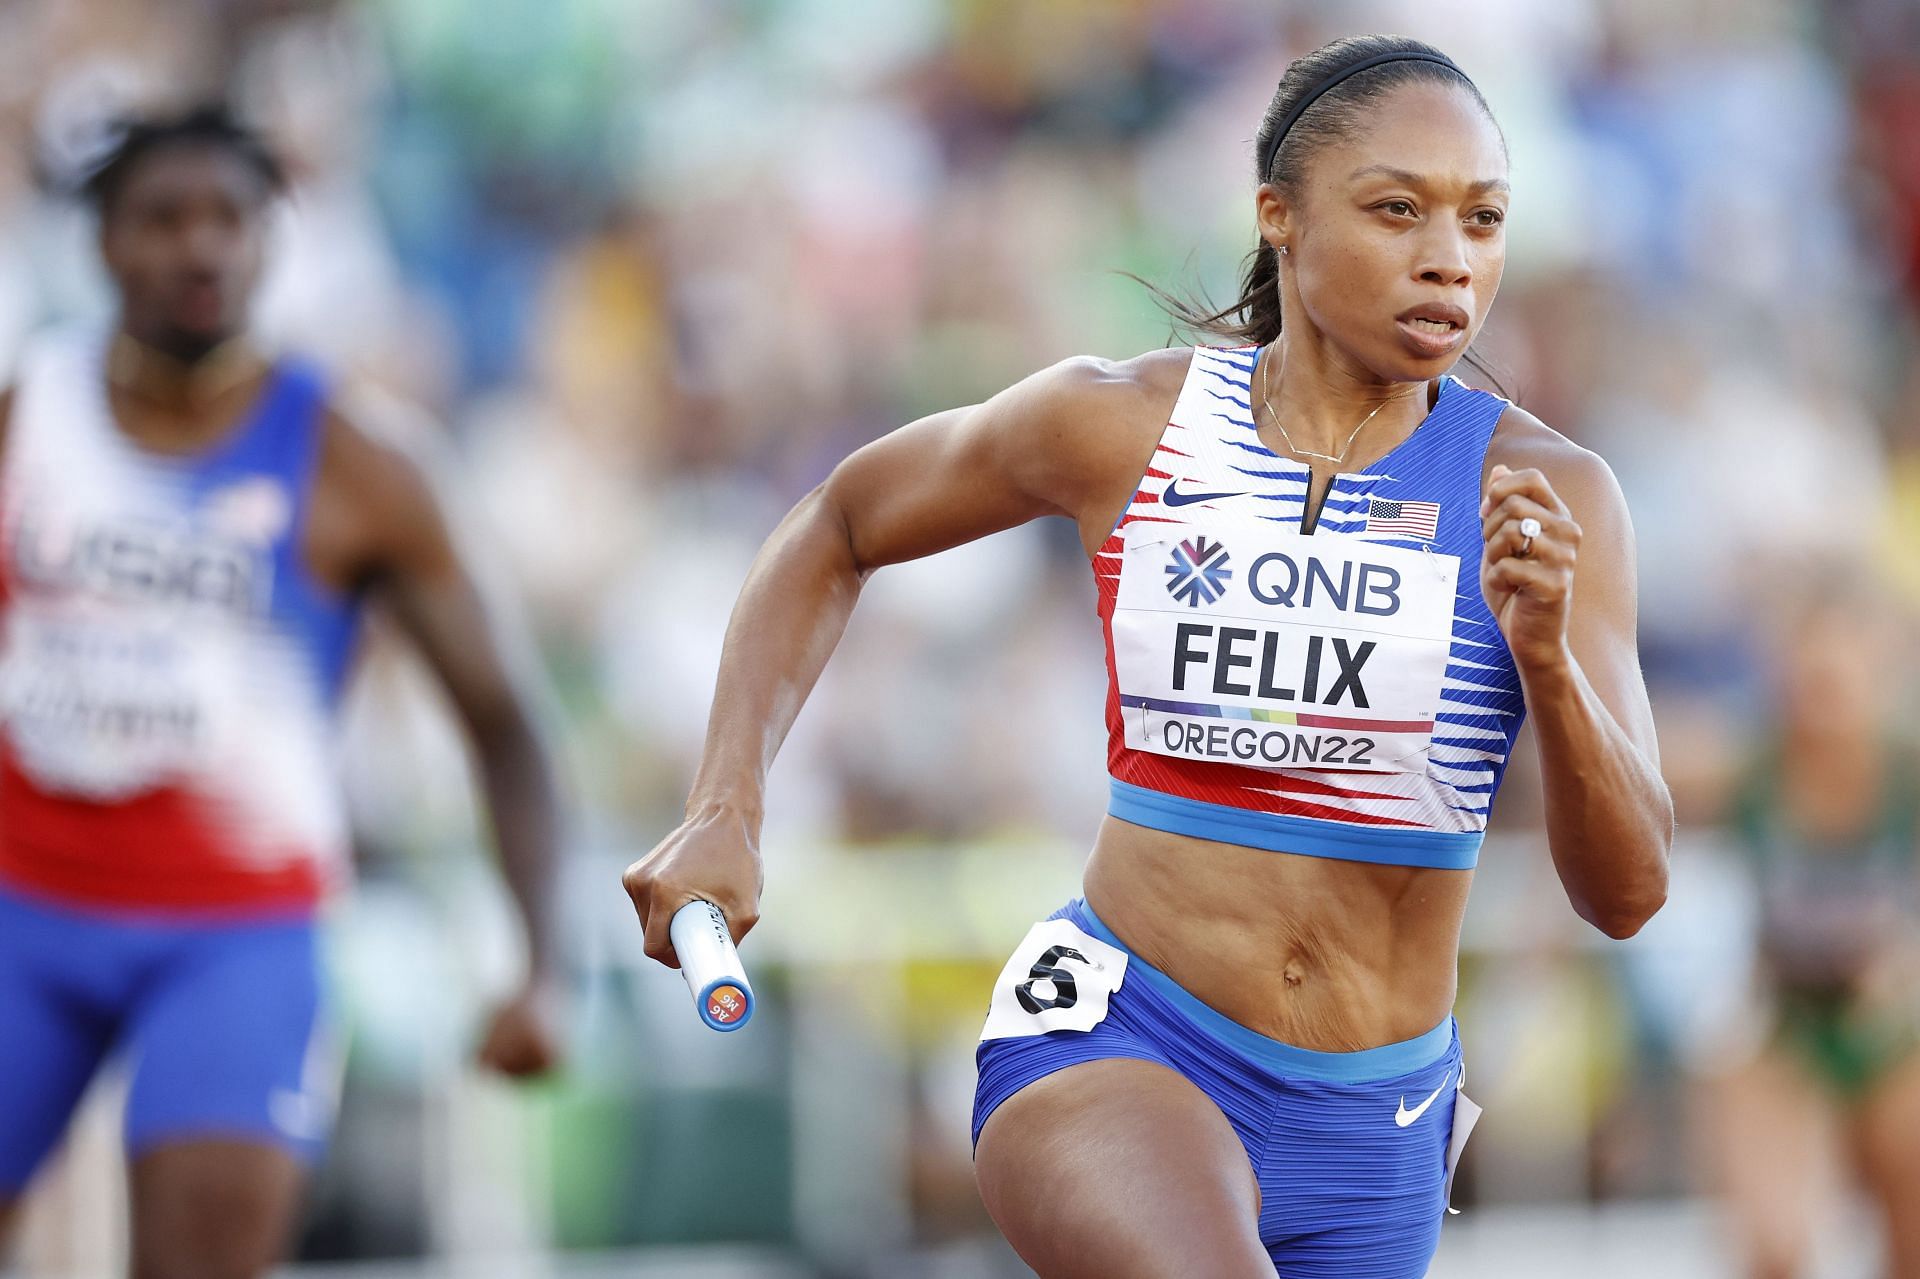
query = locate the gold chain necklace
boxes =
[106,333,265,409]
[1258,343,1415,467]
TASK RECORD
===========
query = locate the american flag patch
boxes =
[1365,498,1441,540]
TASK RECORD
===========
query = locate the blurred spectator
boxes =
[1694,569,1920,1278]
[3,0,1920,1274]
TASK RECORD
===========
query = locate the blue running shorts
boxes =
[974,898,1479,1279]
[0,883,336,1195]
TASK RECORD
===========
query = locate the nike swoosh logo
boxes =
[269,1087,331,1141]
[1162,478,1243,507]
[1394,1068,1455,1128]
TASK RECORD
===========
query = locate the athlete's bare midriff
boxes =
[1083,812,1470,1052]
[1066,348,1471,1053]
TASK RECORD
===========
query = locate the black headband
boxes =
[1259,51,1470,180]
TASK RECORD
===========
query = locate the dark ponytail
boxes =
[1140,34,1514,396]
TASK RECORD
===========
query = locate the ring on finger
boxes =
[1517,516,1542,558]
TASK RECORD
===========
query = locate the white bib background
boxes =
[0,608,234,799]
[1111,523,1458,773]
[980,919,1130,1041]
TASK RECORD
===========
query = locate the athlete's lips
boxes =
[172,278,231,332]
[1397,302,1469,329]
[1394,302,1470,358]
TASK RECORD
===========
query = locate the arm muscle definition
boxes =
[622,352,1179,964]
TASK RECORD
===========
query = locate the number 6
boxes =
[1015,945,1087,1013]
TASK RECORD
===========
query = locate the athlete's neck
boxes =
[107,329,267,413]
[1255,334,1430,466]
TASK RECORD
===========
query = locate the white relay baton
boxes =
[669,899,754,1031]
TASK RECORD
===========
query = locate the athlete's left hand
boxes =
[475,979,565,1078]
[1480,463,1582,671]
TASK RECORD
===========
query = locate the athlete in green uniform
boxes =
[1701,576,1920,1279]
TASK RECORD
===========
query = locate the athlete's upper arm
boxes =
[1497,413,1658,763]
[824,355,1163,573]
[325,397,543,737]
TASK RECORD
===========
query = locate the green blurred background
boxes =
[6,0,1920,1275]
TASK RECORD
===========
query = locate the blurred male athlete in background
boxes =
[0,106,565,1279]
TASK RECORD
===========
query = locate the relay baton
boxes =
[669,899,755,1031]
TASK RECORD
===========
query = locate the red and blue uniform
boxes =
[1095,344,1524,866]
[0,332,362,1187]
[975,347,1514,1276]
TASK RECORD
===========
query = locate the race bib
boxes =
[0,502,272,799]
[1112,522,1457,773]
[980,918,1129,1042]
[1444,1066,1481,1214]
[0,610,227,799]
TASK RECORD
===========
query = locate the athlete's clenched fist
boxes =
[1480,463,1581,671]
[622,805,763,969]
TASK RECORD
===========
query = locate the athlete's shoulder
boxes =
[1026,345,1194,419]
[1078,345,1197,399]
[0,334,42,461]
[316,381,445,484]
[1485,401,1626,522]
[311,381,456,561]
[996,346,1192,463]
[0,326,96,464]
[978,347,1194,523]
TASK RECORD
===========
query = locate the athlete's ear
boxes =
[1254,183,1296,259]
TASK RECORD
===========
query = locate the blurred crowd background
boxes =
[4,0,1920,1275]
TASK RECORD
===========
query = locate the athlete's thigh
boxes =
[129,1139,306,1279]
[0,895,117,1204]
[122,920,328,1279]
[976,1057,1270,1279]
[121,916,333,1166]
[1853,1049,1920,1277]
[1695,1049,1830,1278]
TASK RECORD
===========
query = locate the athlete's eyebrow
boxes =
[1348,165,1510,196]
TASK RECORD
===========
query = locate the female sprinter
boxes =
[624,33,1671,1278]
[1703,575,1920,1278]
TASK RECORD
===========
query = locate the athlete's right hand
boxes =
[621,804,764,969]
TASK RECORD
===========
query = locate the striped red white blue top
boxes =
[0,330,364,913]
[1092,345,1524,870]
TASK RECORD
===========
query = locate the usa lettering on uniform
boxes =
[12,516,266,615]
